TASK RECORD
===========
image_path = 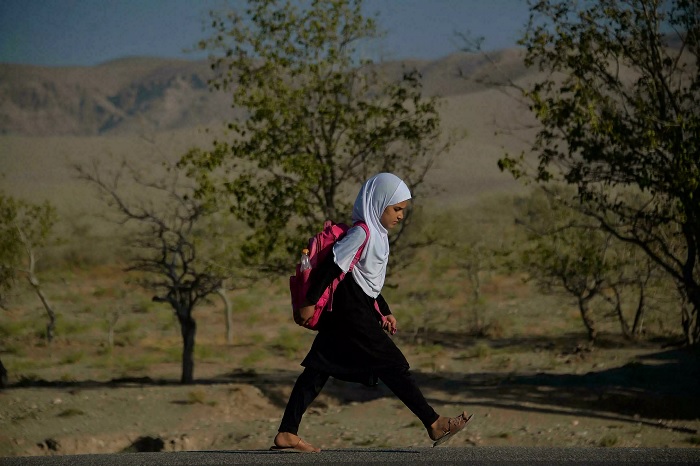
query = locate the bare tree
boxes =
[0,193,58,338]
[16,226,58,342]
[76,158,238,384]
[514,187,666,341]
[0,192,57,387]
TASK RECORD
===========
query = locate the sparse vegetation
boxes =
[240,348,270,368]
[500,0,700,345]
[0,186,697,456]
[0,190,59,387]
[270,328,305,359]
[0,0,698,455]
[56,408,85,418]
[0,202,687,387]
[186,389,216,406]
[599,434,619,447]
[59,352,85,365]
[75,155,247,384]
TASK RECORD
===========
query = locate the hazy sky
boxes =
[0,0,529,67]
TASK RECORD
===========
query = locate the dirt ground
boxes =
[2,337,699,457]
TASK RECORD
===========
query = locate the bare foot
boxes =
[272,432,321,453]
[427,412,473,446]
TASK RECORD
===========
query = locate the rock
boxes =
[44,438,60,451]
[123,436,165,453]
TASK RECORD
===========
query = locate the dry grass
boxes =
[1,234,697,456]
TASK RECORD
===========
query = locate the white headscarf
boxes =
[333,173,412,297]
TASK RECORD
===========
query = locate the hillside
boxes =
[0,49,535,221]
[0,50,528,137]
[0,58,232,136]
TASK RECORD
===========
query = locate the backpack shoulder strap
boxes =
[348,221,370,271]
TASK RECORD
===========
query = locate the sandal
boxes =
[432,412,473,447]
[270,436,321,453]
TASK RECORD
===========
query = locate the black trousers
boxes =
[278,365,439,435]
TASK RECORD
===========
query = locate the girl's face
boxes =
[380,200,409,230]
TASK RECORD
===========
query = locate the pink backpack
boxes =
[290,220,384,330]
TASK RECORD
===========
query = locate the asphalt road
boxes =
[2,447,698,466]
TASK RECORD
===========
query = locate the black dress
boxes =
[277,249,439,435]
[301,252,409,382]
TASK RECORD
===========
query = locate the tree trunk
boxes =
[18,230,57,343]
[630,286,645,338]
[615,302,632,340]
[688,290,700,346]
[0,357,8,389]
[678,283,700,346]
[578,297,598,341]
[217,287,233,344]
[107,311,120,348]
[611,287,633,340]
[28,275,56,342]
[178,311,197,384]
[682,302,700,346]
[470,268,482,332]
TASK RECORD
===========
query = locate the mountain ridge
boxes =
[0,49,526,137]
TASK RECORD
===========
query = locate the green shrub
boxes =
[195,344,221,361]
[245,312,261,325]
[482,319,508,339]
[0,321,26,338]
[270,329,303,358]
[116,319,140,334]
[132,297,157,314]
[60,351,85,365]
[599,434,619,447]
[92,286,111,298]
[116,354,158,372]
[248,333,265,344]
[232,295,256,314]
[57,408,85,418]
[470,342,492,359]
[2,344,26,357]
[57,319,92,336]
[241,348,269,368]
[186,389,216,405]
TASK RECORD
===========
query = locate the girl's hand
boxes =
[383,315,397,335]
[294,302,316,326]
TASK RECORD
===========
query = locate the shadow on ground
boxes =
[7,335,699,434]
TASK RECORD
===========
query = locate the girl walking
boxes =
[272,173,472,453]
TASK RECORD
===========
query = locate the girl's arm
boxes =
[376,294,392,316]
[377,294,397,334]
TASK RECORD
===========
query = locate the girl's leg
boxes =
[379,364,473,445]
[278,367,329,435]
[377,365,439,428]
